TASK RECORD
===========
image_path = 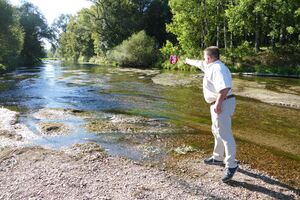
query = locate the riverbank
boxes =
[233,72,300,79]
[150,71,300,109]
[0,107,299,199]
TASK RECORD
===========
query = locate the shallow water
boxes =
[0,61,300,187]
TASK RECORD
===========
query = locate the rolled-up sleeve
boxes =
[185,59,206,72]
[213,67,232,93]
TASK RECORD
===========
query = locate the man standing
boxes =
[184,46,238,182]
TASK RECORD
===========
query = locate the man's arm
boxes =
[214,88,230,114]
[184,58,206,72]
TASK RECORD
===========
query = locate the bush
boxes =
[223,41,256,65]
[160,40,181,59]
[107,30,158,68]
[89,56,112,65]
[0,64,7,72]
[159,40,198,71]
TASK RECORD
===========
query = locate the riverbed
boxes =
[0,61,299,191]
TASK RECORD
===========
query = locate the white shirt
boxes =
[186,58,232,103]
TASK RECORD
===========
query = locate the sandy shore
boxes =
[0,108,299,199]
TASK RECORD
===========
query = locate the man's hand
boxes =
[213,103,222,114]
[214,88,230,114]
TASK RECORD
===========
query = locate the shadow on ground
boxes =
[225,168,300,199]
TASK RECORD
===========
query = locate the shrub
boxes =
[159,41,197,71]
[160,40,181,59]
[223,41,256,65]
[89,56,112,65]
[0,64,7,72]
[107,30,158,68]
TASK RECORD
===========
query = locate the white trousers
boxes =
[210,97,237,168]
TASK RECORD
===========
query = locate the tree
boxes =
[165,0,300,57]
[85,0,171,53]
[50,14,71,52]
[18,2,52,65]
[226,0,300,51]
[166,0,227,56]
[143,0,173,47]
[86,0,141,55]
[56,0,171,62]
[58,9,95,61]
[0,0,24,69]
[108,30,157,67]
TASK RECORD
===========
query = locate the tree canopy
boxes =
[1,0,299,72]
[0,0,52,69]
[0,0,24,70]
[18,2,52,66]
[166,0,300,56]
[57,0,172,62]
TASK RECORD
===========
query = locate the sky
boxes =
[9,0,93,49]
[9,0,93,24]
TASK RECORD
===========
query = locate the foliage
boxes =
[58,10,94,62]
[223,41,256,65]
[86,0,146,55]
[226,45,300,75]
[143,0,173,47]
[88,56,111,65]
[161,0,300,74]
[160,40,200,71]
[18,2,52,66]
[0,0,24,71]
[1,0,300,75]
[107,30,158,67]
[50,14,71,53]
[160,40,181,58]
[166,0,202,56]
[57,0,171,61]
[165,0,300,55]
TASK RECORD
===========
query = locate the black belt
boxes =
[210,94,235,105]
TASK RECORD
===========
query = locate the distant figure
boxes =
[185,46,238,182]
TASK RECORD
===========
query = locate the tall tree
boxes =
[86,0,141,55]
[58,9,94,61]
[50,14,71,51]
[0,0,24,69]
[166,0,227,56]
[226,0,300,51]
[143,0,173,47]
[18,2,52,65]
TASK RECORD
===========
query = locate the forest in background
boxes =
[1,0,300,74]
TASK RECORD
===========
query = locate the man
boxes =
[184,46,238,182]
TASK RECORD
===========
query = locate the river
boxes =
[0,61,299,188]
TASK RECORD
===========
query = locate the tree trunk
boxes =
[279,18,285,45]
[271,35,275,50]
[222,1,227,50]
[216,1,220,47]
[203,0,209,46]
[255,12,260,52]
[230,32,233,48]
[223,18,227,50]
